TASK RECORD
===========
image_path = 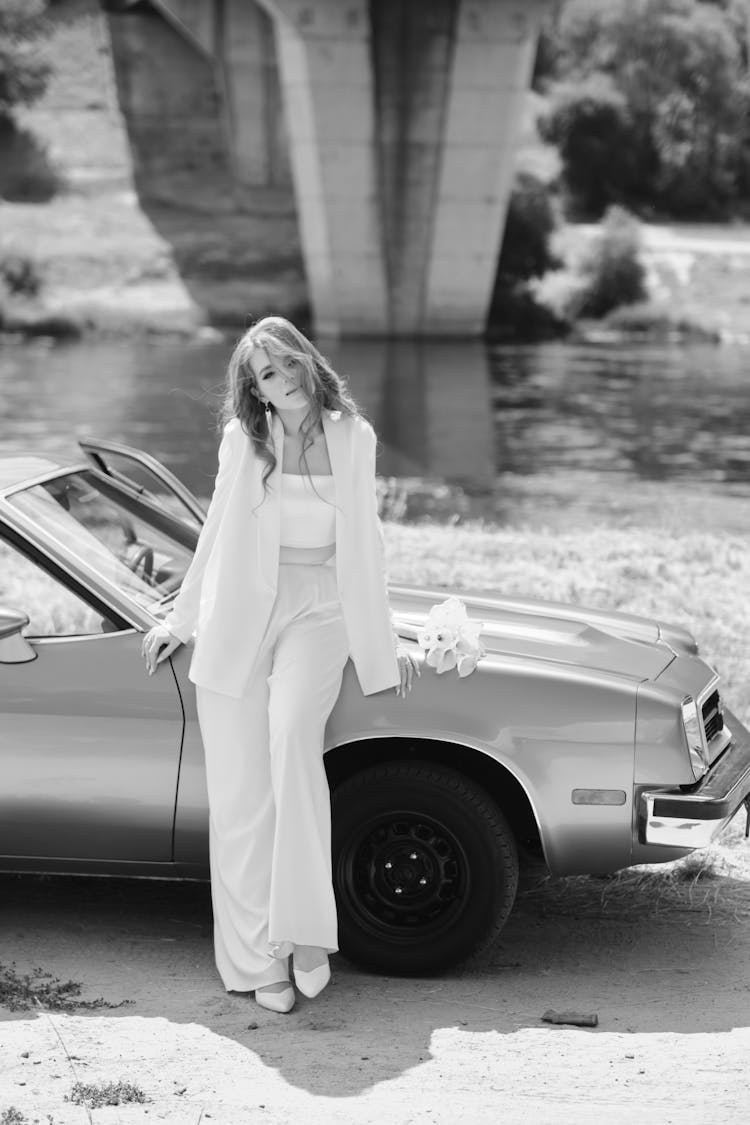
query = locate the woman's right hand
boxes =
[141,623,182,676]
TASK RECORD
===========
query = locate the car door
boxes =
[0,527,184,867]
[78,437,207,528]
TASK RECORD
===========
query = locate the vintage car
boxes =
[1,438,749,975]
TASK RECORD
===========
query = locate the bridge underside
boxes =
[105,0,549,337]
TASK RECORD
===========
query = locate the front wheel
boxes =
[331,761,519,975]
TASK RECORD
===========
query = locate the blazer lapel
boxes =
[323,410,353,589]
[256,411,283,590]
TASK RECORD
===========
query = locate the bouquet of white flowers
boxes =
[416,596,485,677]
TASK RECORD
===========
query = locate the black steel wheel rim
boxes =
[336,810,471,944]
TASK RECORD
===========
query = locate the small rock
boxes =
[21,1051,30,1058]
[247,1021,259,1030]
[542,1009,598,1028]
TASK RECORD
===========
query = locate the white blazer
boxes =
[163,409,400,699]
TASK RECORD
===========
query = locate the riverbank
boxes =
[5,180,750,343]
[6,192,750,344]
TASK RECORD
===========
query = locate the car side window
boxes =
[0,540,116,637]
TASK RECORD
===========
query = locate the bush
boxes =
[486,172,567,339]
[573,206,646,318]
[0,114,62,202]
[0,253,41,297]
[496,172,559,284]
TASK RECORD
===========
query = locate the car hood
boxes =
[390,585,675,682]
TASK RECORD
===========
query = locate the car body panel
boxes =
[0,630,183,862]
[326,649,639,875]
[389,585,697,653]
[395,608,673,681]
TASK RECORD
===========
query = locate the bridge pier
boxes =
[106,0,550,337]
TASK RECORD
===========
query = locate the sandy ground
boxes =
[1,862,749,1125]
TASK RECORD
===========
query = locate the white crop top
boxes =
[279,473,337,548]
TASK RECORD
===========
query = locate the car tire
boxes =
[331,760,519,975]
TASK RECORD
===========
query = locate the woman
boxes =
[141,316,418,1014]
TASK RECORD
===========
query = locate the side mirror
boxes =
[0,606,37,664]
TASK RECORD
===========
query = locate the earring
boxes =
[264,401,272,427]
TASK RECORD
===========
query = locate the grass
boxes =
[0,962,133,1014]
[67,1081,149,1108]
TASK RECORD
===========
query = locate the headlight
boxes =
[682,696,709,780]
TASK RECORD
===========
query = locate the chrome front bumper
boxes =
[640,707,750,847]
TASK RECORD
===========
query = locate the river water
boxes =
[1,335,749,504]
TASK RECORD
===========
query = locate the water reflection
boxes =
[1,336,749,494]
[323,338,495,489]
[490,343,750,484]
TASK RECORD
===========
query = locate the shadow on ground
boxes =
[2,862,749,1100]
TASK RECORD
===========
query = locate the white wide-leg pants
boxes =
[195,560,350,993]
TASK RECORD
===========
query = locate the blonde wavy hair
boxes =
[220,316,360,491]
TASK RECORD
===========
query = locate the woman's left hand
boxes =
[394,643,420,699]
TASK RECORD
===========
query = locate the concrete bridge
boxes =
[105,0,551,337]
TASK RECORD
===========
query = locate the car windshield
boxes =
[7,470,196,614]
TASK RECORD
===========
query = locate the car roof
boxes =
[0,453,78,495]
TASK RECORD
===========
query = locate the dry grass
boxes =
[67,1081,149,1108]
[516,816,750,928]
[0,961,133,1014]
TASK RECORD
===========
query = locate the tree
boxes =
[540,0,750,218]
[539,73,643,217]
[0,1,50,120]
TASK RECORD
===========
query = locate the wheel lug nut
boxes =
[409,852,418,860]
[395,887,403,894]
[384,861,393,869]
[418,877,427,886]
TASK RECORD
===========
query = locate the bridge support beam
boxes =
[107,0,551,337]
[259,0,388,335]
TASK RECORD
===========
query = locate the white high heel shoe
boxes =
[255,983,295,1013]
[293,959,331,999]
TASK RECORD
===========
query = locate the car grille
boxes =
[702,690,723,742]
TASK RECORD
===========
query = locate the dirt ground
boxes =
[1,860,749,1125]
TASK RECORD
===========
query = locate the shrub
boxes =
[496,172,559,284]
[573,206,646,318]
[0,116,62,202]
[486,172,567,339]
[0,253,41,298]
